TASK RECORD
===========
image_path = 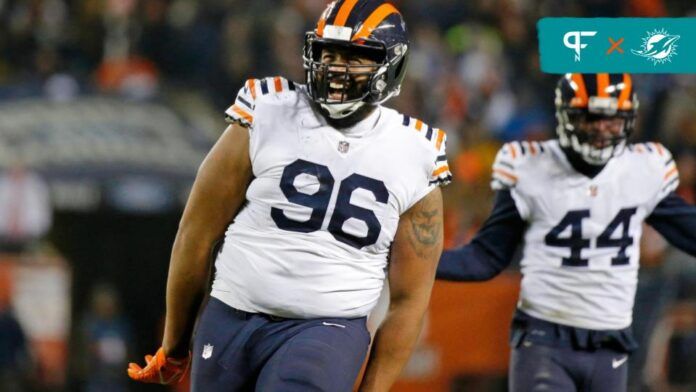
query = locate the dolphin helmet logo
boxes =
[632,29,680,65]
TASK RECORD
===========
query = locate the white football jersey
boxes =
[492,140,679,330]
[211,77,451,319]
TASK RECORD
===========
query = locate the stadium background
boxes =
[0,0,694,391]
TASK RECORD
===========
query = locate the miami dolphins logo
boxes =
[631,29,680,65]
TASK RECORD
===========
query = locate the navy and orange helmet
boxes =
[555,73,639,165]
[303,0,409,118]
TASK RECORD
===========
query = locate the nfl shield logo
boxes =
[589,185,598,197]
[338,141,350,154]
[202,343,213,359]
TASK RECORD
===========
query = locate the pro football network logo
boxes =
[631,28,680,65]
[563,31,597,61]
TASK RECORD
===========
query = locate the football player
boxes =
[127,1,451,391]
[437,73,696,391]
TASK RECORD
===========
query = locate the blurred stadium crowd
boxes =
[0,0,695,391]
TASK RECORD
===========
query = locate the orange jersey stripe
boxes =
[528,141,537,155]
[435,129,445,150]
[274,77,283,93]
[617,73,632,109]
[508,143,517,159]
[246,79,256,100]
[432,165,450,177]
[415,119,423,131]
[655,143,665,156]
[334,0,360,26]
[597,73,610,97]
[232,105,254,123]
[664,166,678,180]
[571,73,588,107]
[494,168,518,182]
[352,3,399,40]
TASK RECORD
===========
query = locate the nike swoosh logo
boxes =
[322,322,346,328]
[612,356,628,369]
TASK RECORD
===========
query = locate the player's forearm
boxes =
[436,241,505,281]
[160,124,252,357]
[437,190,523,281]
[358,297,429,392]
[162,226,214,357]
[359,188,442,391]
[646,192,696,256]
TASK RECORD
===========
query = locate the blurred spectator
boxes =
[0,303,33,391]
[76,284,133,392]
[94,56,159,99]
[0,161,52,253]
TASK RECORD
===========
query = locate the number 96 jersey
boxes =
[492,140,679,330]
[211,77,450,319]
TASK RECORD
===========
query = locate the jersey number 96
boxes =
[271,159,389,249]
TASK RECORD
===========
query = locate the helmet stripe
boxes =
[597,73,610,97]
[334,0,360,26]
[317,16,327,36]
[570,73,588,107]
[351,3,399,40]
[617,73,633,109]
[316,1,340,36]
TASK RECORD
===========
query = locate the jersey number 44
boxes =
[545,207,638,267]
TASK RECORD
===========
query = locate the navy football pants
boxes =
[191,297,370,391]
[509,342,629,392]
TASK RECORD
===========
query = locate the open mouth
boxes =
[328,80,350,101]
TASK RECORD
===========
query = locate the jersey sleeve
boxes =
[428,129,452,187]
[224,79,258,128]
[403,124,451,212]
[490,142,532,219]
[645,142,680,209]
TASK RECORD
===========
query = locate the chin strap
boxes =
[320,101,365,119]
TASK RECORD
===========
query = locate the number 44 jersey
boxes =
[211,77,451,319]
[492,140,679,330]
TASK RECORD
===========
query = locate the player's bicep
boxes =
[179,123,253,243]
[389,187,443,302]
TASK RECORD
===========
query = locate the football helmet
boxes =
[555,73,639,165]
[304,0,409,119]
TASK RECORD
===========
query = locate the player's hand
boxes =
[127,347,190,384]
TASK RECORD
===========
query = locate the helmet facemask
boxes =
[556,87,638,166]
[303,32,408,119]
[304,34,390,119]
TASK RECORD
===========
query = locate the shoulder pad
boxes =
[224,77,298,127]
[628,142,679,196]
[491,141,548,190]
[400,114,451,186]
